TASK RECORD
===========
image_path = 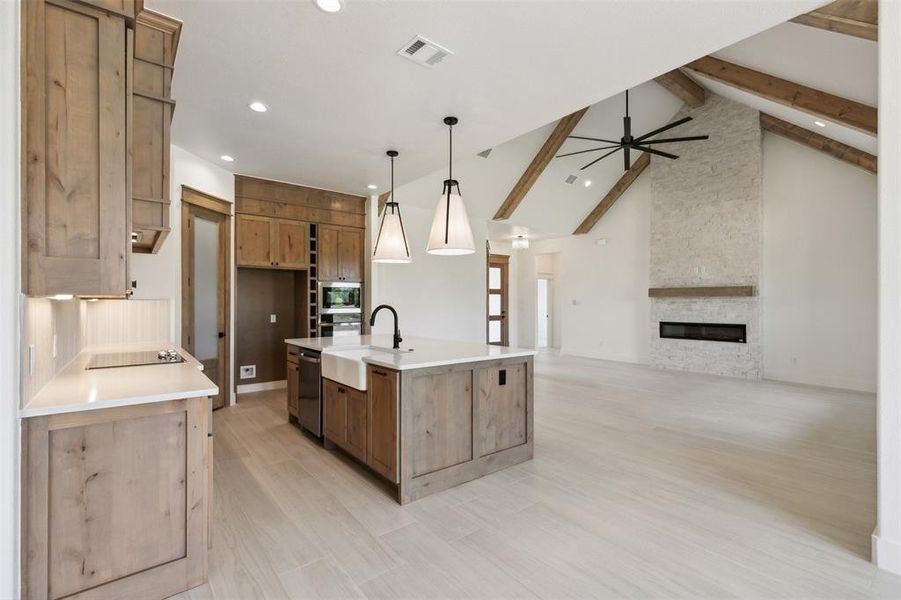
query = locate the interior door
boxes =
[183,203,230,409]
[537,278,551,348]
[487,254,510,346]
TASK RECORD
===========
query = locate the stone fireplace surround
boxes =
[648,94,763,379]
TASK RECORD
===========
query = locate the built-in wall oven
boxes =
[318,281,362,337]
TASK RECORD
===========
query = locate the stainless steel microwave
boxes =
[318,281,362,315]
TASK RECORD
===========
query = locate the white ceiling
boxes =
[150,0,825,197]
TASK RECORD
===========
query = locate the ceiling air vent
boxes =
[397,35,453,69]
[478,149,492,158]
[565,174,578,184]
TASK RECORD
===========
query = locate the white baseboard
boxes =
[237,380,286,394]
[873,530,901,575]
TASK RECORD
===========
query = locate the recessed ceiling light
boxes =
[220,155,234,162]
[584,180,592,187]
[248,101,268,113]
[314,0,343,13]
[814,120,827,128]
[367,184,378,190]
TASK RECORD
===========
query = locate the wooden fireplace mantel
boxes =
[648,286,756,298]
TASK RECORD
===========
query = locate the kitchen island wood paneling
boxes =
[286,335,535,503]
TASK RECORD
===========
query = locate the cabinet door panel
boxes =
[286,362,300,418]
[367,367,398,482]
[25,1,128,296]
[318,226,340,281]
[338,229,363,282]
[323,378,346,445]
[275,219,309,269]
[345,387,367,461]
[236,214,274,267]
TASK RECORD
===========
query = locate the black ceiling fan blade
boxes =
[580,147,622,170]
[632,145,679,160]
[633,116,693,144]
[568,135,621,144]
[639,135,709,144]
[556,144,622,158]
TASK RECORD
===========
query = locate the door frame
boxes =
[487,254,510,346]
[181,185,233,409]
[536,275,554,349]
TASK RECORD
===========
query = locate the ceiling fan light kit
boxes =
[427,116,476,256]
[373,150,412,263]
[556,90,709,171]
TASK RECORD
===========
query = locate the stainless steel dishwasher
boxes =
[297,349,322,437]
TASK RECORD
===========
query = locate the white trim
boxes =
[0,0,20,594]
[237,380,287,394]
[873,530,901,574]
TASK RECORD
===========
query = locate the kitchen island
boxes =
[285,335,536,503]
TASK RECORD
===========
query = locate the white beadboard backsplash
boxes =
[20,297,171,406]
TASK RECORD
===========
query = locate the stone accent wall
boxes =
[649,94,763,378]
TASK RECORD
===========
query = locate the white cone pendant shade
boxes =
[427,116,475,256]
[372,150,412,263]
[426,183,475,255]
[373,204,411,263]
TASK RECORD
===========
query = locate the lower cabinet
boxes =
[286,356,300,421]
[21,397,210,600]
[324,371,397,481]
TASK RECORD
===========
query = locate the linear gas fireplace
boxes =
[659,321,746,344]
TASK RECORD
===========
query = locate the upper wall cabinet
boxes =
[236,214,310,269]
[131,9,181,254]
[69,0,142,23]
[319,226,363,282]
[23,0,130,296]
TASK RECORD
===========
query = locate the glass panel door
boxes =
[193,216,219,362]
[487,254,509,346]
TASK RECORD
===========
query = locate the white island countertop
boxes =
[21,341,218,418]
[284,335,537,371]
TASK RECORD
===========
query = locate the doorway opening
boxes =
[181,186,232,410]
[537,277,554,349]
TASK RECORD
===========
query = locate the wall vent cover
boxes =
[397,35,453,68]
[565,174,578,184]
[478,149,492,158]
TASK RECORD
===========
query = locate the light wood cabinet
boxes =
[367,366,399,483]
[236,214,310,269]
[23,0,130,296]
[131,9,181,254]
[323,378,347,445]
[71,0,140,22]
[345,386,367,462]
[22,397,210,599]
[319,225,363,282]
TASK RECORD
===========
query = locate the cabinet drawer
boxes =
[286,346,300,365]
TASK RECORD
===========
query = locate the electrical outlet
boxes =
[270,314,277,324]
[240,365,256,379]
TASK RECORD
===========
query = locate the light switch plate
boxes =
[270,314,277,323]
[240,365,256,379]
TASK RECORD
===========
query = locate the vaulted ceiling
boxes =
[150,0,825,197]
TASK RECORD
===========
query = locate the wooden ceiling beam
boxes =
[573,152,650,235]
[493,106,590,220]
[760,113,876,174]
[685,56,877,135]
[654,69,706,108]
[791,0,878,41]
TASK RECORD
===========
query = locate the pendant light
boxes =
[427,116,475,255]
[372,150,412,263]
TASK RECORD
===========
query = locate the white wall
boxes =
[762,134,877,392]
[0,0,20,593]
[131,144,235,400]
[874,0,901,576]
[518,175,652,363]
[371,201,488,343]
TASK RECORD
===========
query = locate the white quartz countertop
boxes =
[21,341,219,418]
[284,335,537,371]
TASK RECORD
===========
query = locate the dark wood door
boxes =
[318,226,340,281]
[487,254,510,346]
[182,190,232,410]
[338,229,363,282]
[345,386,367,461]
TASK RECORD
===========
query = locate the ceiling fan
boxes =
[557,90,709,172]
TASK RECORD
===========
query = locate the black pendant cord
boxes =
[625,89,629,119]
[390,153,395,208]
[445,121,452,245]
